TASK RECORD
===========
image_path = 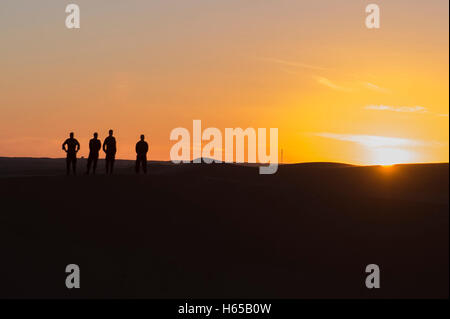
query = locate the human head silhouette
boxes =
[70,132,74,138]
[109,129,113,136]
[140,134,145,141]
[93,132,98,139]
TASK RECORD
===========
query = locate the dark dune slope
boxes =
[0,158,448,298]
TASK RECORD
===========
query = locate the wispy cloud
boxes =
[315,76,353,92]
[315,79,389,93]
[365,105,428,113]
[362,82,390,93]
[364,105,449,118]
[313,133,440,148]
[260,57,330,71]
[260,57,391,94]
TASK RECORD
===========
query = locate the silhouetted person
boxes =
[62,132,80,175]
[103,129,117,175]
[86,132,101,175]
[135,134,149,174]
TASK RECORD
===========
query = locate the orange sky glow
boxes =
[0,0,448,165]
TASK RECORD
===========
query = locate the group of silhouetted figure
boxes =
[62,130,149,175]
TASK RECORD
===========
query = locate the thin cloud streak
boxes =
[313,133,441,148]
[362,82,390,93]
[315,76,353,92]
[365,105,428,113]
[365,105,448,117]
[261,58,391,94]
[260,57,330,71]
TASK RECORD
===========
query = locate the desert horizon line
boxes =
[0,156,448,167]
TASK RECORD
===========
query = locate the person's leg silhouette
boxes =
[110,159,115,174]
[72,157,77,175]
[87,157,92,174]
[66,157,71,175]
[135,155,147,174]
[92,156,98,175]
[142,156,147,174]
[105,158,110,175]
[135,157,140,174]
[105,154,115,175]
[67,154,76,175]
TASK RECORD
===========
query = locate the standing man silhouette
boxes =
[103,129,117,175]
[135,134,149,174]
[62,132,80,175]
[86,132,101,175]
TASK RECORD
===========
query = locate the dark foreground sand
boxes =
[0,157,448,298]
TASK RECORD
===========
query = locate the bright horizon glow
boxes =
[313,133,435,165]
[369,147,414,166]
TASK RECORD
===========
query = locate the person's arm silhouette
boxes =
[62,139,68,153]
[103,138,107,153]
[75,139,80,153]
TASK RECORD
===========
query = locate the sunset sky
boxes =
[0,0,448,164]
